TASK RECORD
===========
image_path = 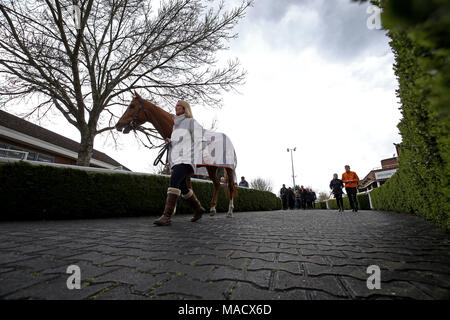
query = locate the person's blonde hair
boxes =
[177,100,193,118]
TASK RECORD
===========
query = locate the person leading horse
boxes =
[154,100,206,226]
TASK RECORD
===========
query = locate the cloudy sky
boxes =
[6,0,402,197]
[185,0,401,196]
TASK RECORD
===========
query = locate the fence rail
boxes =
[322,190,374,209]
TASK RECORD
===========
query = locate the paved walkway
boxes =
[0,209,449,300]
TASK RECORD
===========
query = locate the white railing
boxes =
[362,189,374,209]
[323,190,374,209]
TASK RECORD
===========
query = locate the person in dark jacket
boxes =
[330,173,345,212]
[300,186,307,209]
[280,184,288,210]
[311,190,317,208]
[287,187,296,210]
[305,188,313,209]
[238,176,249,188]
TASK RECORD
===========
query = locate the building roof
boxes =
[359,157,399,189]
[0,110,129,170]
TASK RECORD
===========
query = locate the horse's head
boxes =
[115,92,147,134]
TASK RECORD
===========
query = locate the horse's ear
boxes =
[133,90,141,99]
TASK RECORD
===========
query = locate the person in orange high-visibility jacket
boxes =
[341,165,360,212]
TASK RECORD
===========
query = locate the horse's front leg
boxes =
[210,182,221,216]
[207,167,220,216]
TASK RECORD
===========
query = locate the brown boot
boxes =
[154,188,180,226]
[182,189,206,222]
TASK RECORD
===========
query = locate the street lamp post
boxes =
[287,147,296,189]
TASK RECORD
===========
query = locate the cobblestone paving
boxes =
[0,209,449,300]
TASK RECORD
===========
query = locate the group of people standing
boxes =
[329,165,360,213]
[279,165,360,213]
[280,185,317,210]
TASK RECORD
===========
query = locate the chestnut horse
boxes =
[115,93,237,217]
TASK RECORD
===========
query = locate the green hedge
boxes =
[316,201,327,209]
[0,162,281,220]
[370,169,448,229]
[354,1,449,230]
[319,193,371,211]
[357,193,371,210]
[327,198,351,210]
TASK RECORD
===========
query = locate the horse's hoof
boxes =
[210,209,216,216]
[226,213,233,218]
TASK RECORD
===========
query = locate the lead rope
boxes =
[153,143,169,167]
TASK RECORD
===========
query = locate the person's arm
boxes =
[345,173,359,183]
[343,173,357,183]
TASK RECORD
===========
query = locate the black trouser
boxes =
[281,196,288,210]
[335,193,344,210]
[170,164,192,196]
[288,196,295,209]
[345,187,358,211]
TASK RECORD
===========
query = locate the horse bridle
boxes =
[129,97,150,129]
[129,97,170,166]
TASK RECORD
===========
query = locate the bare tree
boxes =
[0,0,251,165]
[318,192,330,202]
[250,177,273,192]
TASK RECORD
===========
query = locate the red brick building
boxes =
[0,110,129,170]
[358,155,399,192]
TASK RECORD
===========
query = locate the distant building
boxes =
[358,156,399,193]
[0,110,129,170]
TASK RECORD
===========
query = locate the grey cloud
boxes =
[235,0,391,62]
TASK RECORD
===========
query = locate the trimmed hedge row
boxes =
[370,170,449,230]
[377,30,449,231]
[354,1,449,231]
[0,162,281,220]
[316,202,327,209]
[356,193,371,210]
[318,193,371,211]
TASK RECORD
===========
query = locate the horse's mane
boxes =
[139,98,175,139]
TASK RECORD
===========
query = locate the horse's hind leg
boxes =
[226,198,234,218]
[226,168,235,217]
[207,166,220,216]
